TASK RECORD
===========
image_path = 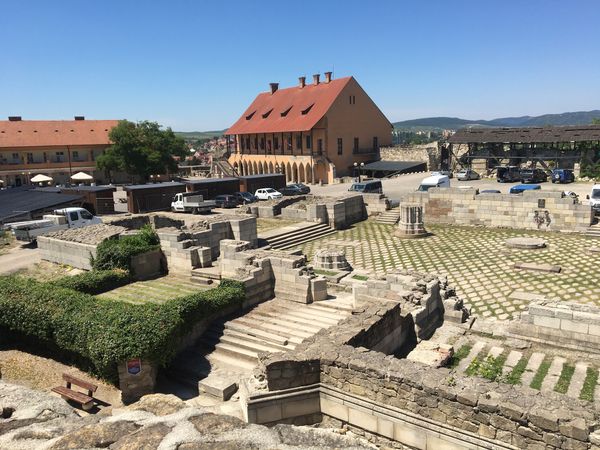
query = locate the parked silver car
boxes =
[456,169,480,181]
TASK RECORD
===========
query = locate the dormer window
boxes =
[245,111,256,120]
[262,109,273,119]
[301,103,314,115]
[280,106,292,117]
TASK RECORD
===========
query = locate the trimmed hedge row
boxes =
[92,225,160,271]
[50,269,131,295]
[0,276,245,382]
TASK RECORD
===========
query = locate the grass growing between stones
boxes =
[530,358,552,390]
[314,269,339,277]
[466,353,507,382]
[554,364,575,394]
[351,274,368,281]
[448,344,472,369]
[505,355,529,385]
[579,367,599,401]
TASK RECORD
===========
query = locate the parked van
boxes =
[348,180,383,194]
[496,166,520,183]
[417,175,450,192]
[587,184,600,214]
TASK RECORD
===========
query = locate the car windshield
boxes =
[350,184,365,191]
[418,184,434,192]
[592,189,600,199]
[265,188,276,193]
[80,210,93,220]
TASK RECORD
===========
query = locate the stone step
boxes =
[541,357,566,392]
[521,352,546,387]
[457,341,486,373]
[232,317,311,341]
[213,342,260,363]
[312,299,355,313]
[274,228,338,250]
[267,223,329,245]
[206,351,257,371]
[262,305,341,327]
[249,310,325,333]
[566,362,588,399]
[220,329,294,352]
[502,350,524,376]
[220,334,286,356]
[224,321,290,346]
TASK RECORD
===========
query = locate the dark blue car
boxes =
[510,184,541,194]
[551,169,575,184]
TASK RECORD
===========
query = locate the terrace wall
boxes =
[402,188,593,232]
[37,236,97,270]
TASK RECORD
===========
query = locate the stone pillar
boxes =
[313,249,351,271]
[395,203,428,239]
[118,359,158,404]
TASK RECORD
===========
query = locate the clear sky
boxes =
[1,0,599,131]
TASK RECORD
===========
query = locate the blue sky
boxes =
[1,0,599,131]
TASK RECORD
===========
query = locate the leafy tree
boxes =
[591,118,600,125]
[97,120,187,181]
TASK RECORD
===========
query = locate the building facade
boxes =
[0,117,119,187]
[226,74,392,184]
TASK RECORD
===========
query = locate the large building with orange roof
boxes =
[0,116,119,187]
[225,73,392,184]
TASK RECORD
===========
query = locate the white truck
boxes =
[587,184,600,215]
[170,192,215,214]
[7,207,102,242]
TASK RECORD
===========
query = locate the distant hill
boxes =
[175,130,226,141]
[393,110,600,130]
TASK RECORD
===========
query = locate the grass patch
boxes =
[351,274,368,281]
[465,346,489,376]
[579,367,599,401]
[554,364,575,394]
[314,269,339,277]
[466,353,507,381]
[505,355,529,385]
[530,358,552,390]
[448,344,472,369]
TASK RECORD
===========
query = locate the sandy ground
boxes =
[0,244,41,275]
[0,349,123,411]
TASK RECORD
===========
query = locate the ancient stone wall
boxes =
[509,301,600,353]
[38,237,97,270]
[380,143,441,170]
[403,188,593,232]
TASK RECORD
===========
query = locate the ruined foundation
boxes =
[394,203,428,239]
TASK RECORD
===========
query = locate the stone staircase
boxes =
[376,208,401,225]
[212,159,239,177]
[189,267,221,286]
[166,296,353,386]
[456,340,600,401]
[266,222,337,250]
[585,223,600,239]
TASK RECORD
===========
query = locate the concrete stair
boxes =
[586,224,600,239]
[266,223,337,250]
[189,267,221,285]
[376,208,401,224]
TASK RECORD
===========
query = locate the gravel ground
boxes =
[45,223,126,245]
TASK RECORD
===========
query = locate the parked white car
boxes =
[417,174,450,192]
[255,188,283,200]
[587,184,600,214]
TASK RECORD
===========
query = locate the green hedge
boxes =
[92,225,160,271]
[50,269,131,295]
[0,276,245,382]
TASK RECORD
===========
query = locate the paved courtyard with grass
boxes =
[298,220,600,320]
[97,275,209,304]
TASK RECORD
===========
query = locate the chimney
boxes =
[299,76,306,88]
[8,116,22,121]
[269,82,279,94]
[74,116,85,121]
[313,74,320,85]
[324,71,332,83]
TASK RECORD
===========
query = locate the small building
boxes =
[0,187,83,224]
[122,182,186,214]
[225,73,392,184]
[238,174,285,193]
[60,185,117,215]
[182,177,240,198]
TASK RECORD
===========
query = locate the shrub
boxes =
[51,269,130,295]
[93,225,159,271]
[0,275,245,382]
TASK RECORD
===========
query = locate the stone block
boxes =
[320,397,349,422]
[348,406,378,433]
[199,374,238,401]
[560,319,589,334]
[532,315,561,329]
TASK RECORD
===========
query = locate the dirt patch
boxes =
[256,218,299,232]
[45,224,126,245]
[14,260,84,281]
[0,349,122,410]
[284,196,330,210]
[0,231,17,255]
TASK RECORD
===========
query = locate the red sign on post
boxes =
[126,359,142,376]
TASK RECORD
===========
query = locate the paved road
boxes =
[309,173,596,202]
[0,244,40,275]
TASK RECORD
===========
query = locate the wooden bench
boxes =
[51,373,98,411]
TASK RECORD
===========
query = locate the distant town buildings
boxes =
[0,117,119,187]
[225,73,392,184]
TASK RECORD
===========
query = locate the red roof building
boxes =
[226,73,392,184]
[0,117,120,187]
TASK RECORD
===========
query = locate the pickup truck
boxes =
[170,192,215,214]
[7,207,102,242]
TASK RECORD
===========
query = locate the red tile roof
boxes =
[0,120,120,148]
[226,77,352,135]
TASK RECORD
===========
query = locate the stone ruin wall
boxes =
[277,194,368,229]
[403,187,593,232]
[380,142,441,170]
[243,271,599,449]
